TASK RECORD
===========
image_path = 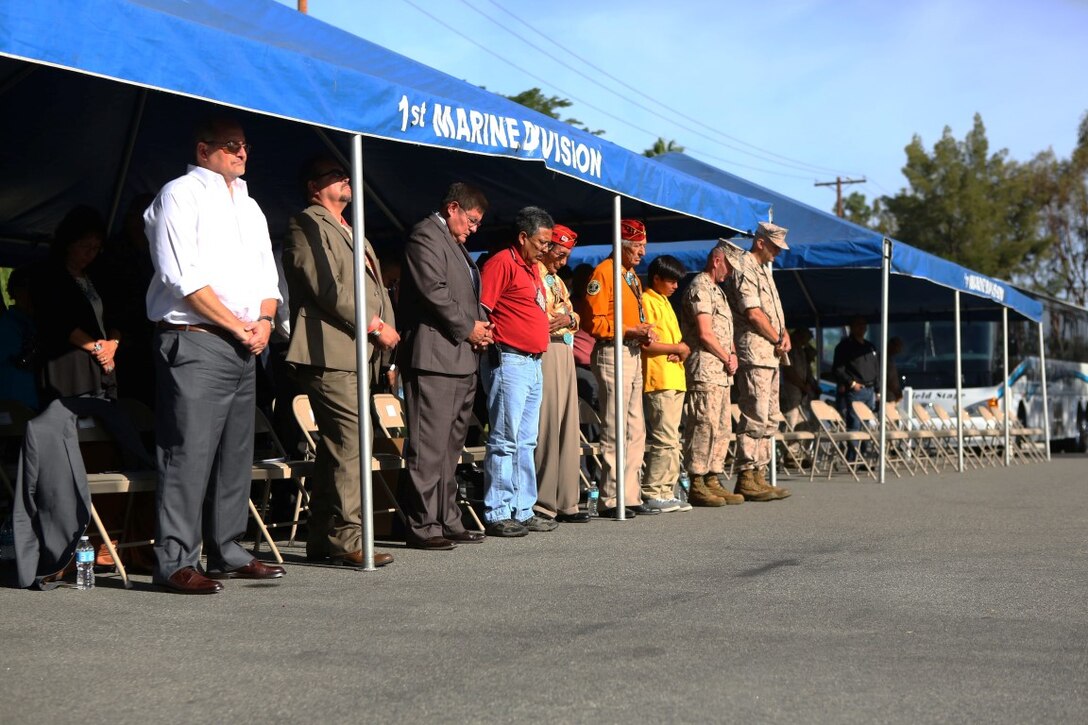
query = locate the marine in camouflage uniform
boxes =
[726,222,793,501]
[680,244,745,506]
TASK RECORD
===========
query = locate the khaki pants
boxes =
[683,384,732,476]
[534,341,581,517]
[295,367,362,557]
[642,389,684,500]
[736,366,780,471]
[592,343,645,509]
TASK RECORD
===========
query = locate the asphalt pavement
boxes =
[2,454,1087,724]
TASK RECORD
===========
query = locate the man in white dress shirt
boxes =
[144,117,286,594]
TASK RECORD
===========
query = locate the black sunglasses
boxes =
[203,139,252,155]
[312,168,349,183]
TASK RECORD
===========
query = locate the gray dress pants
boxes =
[152,329,256,581]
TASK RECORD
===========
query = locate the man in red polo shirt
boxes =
[479,206,554,537]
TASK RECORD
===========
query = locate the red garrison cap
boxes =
[620,219,646,242]
[551,224,578,249]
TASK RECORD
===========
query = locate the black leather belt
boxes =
[157,321,238,346]
[495,342,543,360]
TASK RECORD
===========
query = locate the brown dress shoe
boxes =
[209,559,286,580]
[159,566,223,594]
[444,530,486,543]
[330,550,394,567]
[406,536,457,551]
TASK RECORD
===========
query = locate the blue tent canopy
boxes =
[644,153,1042,324]
[0,0,770,258]
[568,237,1041,325]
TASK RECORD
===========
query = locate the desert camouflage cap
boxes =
[715,238,746,265]
[755,221,789,250]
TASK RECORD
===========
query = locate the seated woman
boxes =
[32,205,122,402]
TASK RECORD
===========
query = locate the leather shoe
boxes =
[209,559,286,580]
[597,506,638,519]
[329,550,394,567]
[444,530,486,543]
[158,566,223,594]
[555,511,591,523]
[630,504,662,516]
[406,536,457,551]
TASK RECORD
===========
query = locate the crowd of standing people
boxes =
[1,116,905,593]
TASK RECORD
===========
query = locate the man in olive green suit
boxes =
[283,156,398,568]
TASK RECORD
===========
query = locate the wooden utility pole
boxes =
[298,0,308,13]
[815,176,866,218]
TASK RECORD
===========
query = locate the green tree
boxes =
[880,114,1048,279]
[503,88,604,136]
[839,192,894,234]
[1023,112,1088,305]
[643,137,684,157]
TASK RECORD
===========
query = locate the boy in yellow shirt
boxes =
[640,255,690,512]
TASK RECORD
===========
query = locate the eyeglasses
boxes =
[203,139,252,155]
[312,168,349,183]
[461,207,482,230]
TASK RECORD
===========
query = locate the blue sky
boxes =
[277,0,1088,212]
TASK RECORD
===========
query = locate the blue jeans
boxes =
[482,351,543,523]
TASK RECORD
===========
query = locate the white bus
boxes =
[818,292,1088,452]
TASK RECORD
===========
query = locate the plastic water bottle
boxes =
[75,535,95,590]
[676,471,691,504]
[587,484,600,517]
[0,514,15,564]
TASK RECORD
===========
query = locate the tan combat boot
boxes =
[753,467,792,500]
[734,469,777,502]
[705,473,745,505]
[688,475,727,507]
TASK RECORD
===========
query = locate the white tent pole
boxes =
[878,238,890,483]
[769,256,777,488]
[612,195,626,520]
[1002,308,1011,465]
[1039,320,1051,460]
[350,134,377,570]
[955,291,964,472]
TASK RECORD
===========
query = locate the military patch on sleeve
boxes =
[587,280,601,296]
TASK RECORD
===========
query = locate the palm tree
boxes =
[643,137,684,157]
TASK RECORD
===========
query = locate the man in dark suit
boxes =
[398,182,493,549]
[283,155,398,568]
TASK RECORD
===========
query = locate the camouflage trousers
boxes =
[736,366,781,471]
[683,384,732,476]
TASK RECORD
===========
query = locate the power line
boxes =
[398,0,857,182]
[815,176,867,218]
[471,0,860,177]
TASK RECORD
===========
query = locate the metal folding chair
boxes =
[990,407,1047,463]
[911,403,963,470]
[371,393,483,532]
[884,404,939,474]
[808,399,876,482]
[850,401,916,478]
